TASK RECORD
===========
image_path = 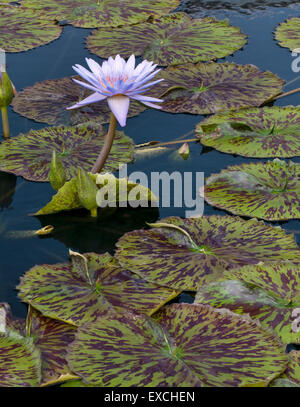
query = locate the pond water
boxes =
[1,0,300,321]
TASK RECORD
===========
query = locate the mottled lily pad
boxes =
[275,17,300,52]
[195,263,300,344]
[22,0,180,28]
[11,76,146,126]
[28,307,78,386]
[203,159,300,221]
[0,6,62,53]
[67,304,287,387]
[87,13,247,66]
[0,123,134,182]
[152,62,284,114]
[196,106,300,158]
[115,216,300,291]
[35,173,157,215]
[284,351,300,385]
[17,251,178,327]
[0,305,41,387]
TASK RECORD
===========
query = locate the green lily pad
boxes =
[0,305,41,387]
[115,216,300,291]
[195,263,300,344]
[22,0,180,28]
[28,307,78,386]
[196,106,300,158]
[203,159,300,221]
[17,251,179,327]
[0,6,62,53]
[0,123,134,182]
[67,303,287,387]
[152,62,284,114]
[275,17,300,52]
[11,76,146,126]
[87,13,247,66]
[35,173,157,215]
[284,351,300,385]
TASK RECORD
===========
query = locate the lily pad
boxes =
[115,216,300,291]
[196,106,300,158]
[11,76,146,126]
[17,251,178,327]
[67,304,287,387]
[0,123,134,182]
[87,13,247,66]
[203,159,300,221]
[35,173,157,215]
[152,62,284,114]
[275,17,300,52]
[0,305,41,387]
[284,351,300,385]
[28,307,78,386]
[0,6,62,53]
[22,0,180,28]
[195,263,300,344]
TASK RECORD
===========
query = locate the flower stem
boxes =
[1,106,10,139]
[91,113,117,174]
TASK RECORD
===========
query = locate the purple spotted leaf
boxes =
[12,76,146,126]
[152,62,284,115]
[28,307,78,386]
[0,304,41,387]
[115,216,300,291]
[0,6,62,53]
[275,17,300,52]
[22,0,180,28]
[87,13,247,66]
[196,106,300,158]
[17,251,179,327]
[0,123,134,182]
[67,303,287,387]
[284,351,300,385]
[203,159,300,221]
[195,262,300,344]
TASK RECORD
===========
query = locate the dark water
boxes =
[1,2,300,318]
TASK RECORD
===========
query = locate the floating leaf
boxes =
[195,263,300,344]
[0,123,134,182]
[28,307,78,386]
[22,0,180,28]
[17,252,178,327]
[115,216,300,291]
[12,76,146,126]
[67,304,287,387]
[152,62,284,115]
[0,304,41,387]
[87,13,247,66]
[0,6,62,53]
[275,17,300,52]
[35,173,157,215]
[196,106,300,158]
[284,351,300,385]
[203,159,300,221]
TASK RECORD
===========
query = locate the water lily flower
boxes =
[67,55,164,174]
[67,54,164,127]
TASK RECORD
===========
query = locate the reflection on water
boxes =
[0,171,16,211]
[36,206,159,254]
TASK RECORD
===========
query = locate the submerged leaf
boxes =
[0,123,134,182]
[203,159,300,221]
[87,13,247,66]
[196,106,300,158]
[67,304,287,387]
[115,216,300,291]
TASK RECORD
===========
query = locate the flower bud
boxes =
[0,70,14,108]
[76,168,98,216]
[49,150,67,190]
